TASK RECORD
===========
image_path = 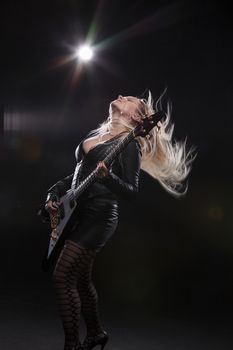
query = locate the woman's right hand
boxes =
[96,161,109,178]
[45,200,59,214]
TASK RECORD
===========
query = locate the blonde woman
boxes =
[44,91,195,350]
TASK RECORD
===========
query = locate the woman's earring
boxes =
[120,111,123,115]
[156,125,161,133]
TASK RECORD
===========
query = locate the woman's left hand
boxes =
[96,161,109,178]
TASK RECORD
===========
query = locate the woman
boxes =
[44,91,195,350]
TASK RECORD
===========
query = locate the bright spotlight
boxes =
[76,44,93,62]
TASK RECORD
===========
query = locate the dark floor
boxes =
[1,284,233,350]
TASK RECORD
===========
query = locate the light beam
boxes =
[76,44,94,62]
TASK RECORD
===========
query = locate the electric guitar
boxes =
[41,111,165,271]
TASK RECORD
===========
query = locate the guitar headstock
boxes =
[134,111,165,137]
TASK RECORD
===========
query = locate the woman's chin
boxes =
[110,100,120,110]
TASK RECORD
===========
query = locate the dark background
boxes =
[1,0,233,349]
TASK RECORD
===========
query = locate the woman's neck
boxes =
[108,121,128,136]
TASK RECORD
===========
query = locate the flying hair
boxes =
[90,89,196,197]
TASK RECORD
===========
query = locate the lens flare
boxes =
[76,45,93,61]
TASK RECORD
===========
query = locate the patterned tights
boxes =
[52,240,105,350]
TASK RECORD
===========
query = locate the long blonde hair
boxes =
[91,90,196,197]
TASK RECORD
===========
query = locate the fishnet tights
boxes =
[52,240,104,350]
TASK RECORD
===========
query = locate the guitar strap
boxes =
[71,138,86,191]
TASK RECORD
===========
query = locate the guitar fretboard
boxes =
[73,129,136,200]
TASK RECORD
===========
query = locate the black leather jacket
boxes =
[46,131,142,204]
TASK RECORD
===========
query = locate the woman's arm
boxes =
[100,139,142,199]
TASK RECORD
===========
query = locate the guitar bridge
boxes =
[50,211,60,228]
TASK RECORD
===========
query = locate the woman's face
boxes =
[110,95,142,124]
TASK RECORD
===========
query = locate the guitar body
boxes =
[41,189,78,271]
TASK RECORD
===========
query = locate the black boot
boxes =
[81,330,109,350]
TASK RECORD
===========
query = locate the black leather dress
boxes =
[46,131,142,253]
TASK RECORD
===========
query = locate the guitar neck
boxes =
[104,130,135,167]
[73,129,136,199]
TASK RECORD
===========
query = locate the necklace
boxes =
[108,129,127,137]
[109,131,116,136]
